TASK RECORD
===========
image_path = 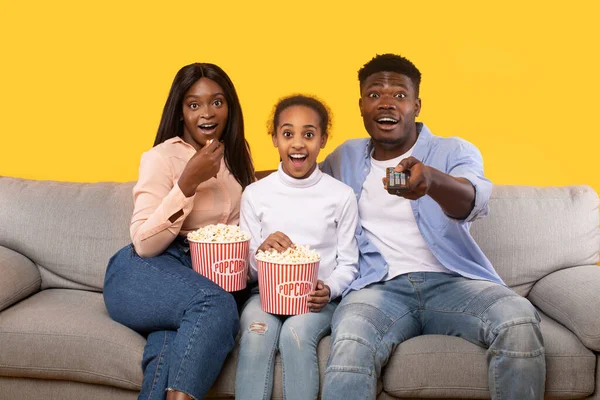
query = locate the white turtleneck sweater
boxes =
[240,163,359,300]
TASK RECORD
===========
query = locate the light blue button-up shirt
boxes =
[321,123,505,295]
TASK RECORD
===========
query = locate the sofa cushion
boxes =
[380,309,595,398]
[0,377,137,400]
[529,265,600,351]
[471,185,599,296]
[0,246,41,311]
[0,177,134,290]
[0,289,144,390]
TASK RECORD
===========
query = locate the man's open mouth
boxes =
[375,116,399,131]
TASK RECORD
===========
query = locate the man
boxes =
[320,54,545,399]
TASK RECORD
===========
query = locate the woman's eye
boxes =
[213,99,223,107]
[190,103,199,110]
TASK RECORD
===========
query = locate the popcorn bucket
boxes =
[257,259,320,315]
[189,239,250,292]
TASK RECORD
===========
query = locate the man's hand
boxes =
[307,280,330,312]
[382,156,432,200]
[382,156,476,219]
[257,231,293,253]
[178,140,224,197]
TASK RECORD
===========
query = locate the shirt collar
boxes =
[277,162,323,188]
[164,136,196,151]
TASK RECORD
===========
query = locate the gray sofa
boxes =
[0,175,599,400]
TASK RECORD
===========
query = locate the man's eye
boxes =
[368,93,379,98]
[213,99,223,106]
[394,93,407,98]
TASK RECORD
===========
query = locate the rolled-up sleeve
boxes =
[130,151,195,257]
[447,139,492,222]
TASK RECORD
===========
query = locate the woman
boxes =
[103,63,254,400]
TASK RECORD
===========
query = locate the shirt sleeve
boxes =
[322,188,360,300]
[130,150,195,257]
[239,188,261,282]
[446,139,492,222]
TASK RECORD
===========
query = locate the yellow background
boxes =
[1,1,599,195]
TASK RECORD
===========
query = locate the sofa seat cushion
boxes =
[0,289,144,390]
[381,310,595,398]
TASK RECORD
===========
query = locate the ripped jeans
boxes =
[235,290,337,400]
[322,272,546,400]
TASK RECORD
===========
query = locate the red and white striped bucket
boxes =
[257,259,320,315]
[189,239,250,292]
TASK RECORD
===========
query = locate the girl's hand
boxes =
[257,231,293,253]
[178,140,224,197]
[307,280,330,312]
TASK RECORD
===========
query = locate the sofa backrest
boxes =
[1,177,598,294]
[0,177,134,291]
[471,185,599,296]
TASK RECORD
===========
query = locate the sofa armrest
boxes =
[529,265,600,351]
[0,245,41,311]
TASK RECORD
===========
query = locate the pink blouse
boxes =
[130,137,242,257]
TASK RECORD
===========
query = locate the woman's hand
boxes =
[178,140,224,197]
[307,280,330,312]
[257,231,293,253]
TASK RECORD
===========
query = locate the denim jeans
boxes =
[322,272,545,400]
[103,237,240,400]
[235,291,337,400]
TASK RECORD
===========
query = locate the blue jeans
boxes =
[103,238,240,400]
[235,291,337,400]
[322,272,545,400]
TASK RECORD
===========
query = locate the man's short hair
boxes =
[358,54,422,96]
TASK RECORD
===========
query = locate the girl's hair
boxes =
[153,63,254,189]
[269,94,332,137]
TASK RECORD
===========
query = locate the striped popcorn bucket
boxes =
[188,239,250,292]
[257,259,320,315]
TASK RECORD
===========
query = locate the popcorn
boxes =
[187,224,250,243]
[255,244,321,264]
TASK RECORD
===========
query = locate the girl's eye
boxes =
[213,99,223,107]
[368,92,379,98]
[305,132,314,138]
[394,93,407,98]
[283,131,292,137]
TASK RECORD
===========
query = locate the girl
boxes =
[103,63,254,400]
[235,95,359,400]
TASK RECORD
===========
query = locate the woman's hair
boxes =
[153,63,254,189]
[268,94,332,137]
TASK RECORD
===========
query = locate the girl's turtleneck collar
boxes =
[276,162,323,188]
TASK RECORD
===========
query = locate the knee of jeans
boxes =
[328,315,380,373]
[193,289,239,334]
[327,330,377,377]
[486,297,544,357]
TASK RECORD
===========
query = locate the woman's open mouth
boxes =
[198,123,218,134]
